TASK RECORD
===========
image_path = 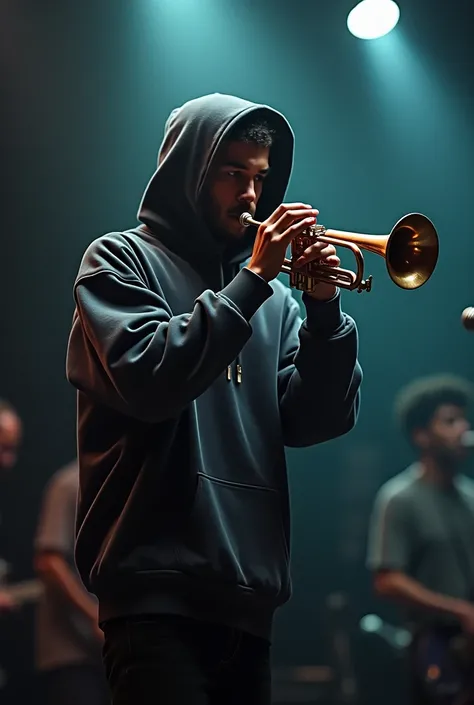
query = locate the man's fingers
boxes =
[294,255,341,269]
[322,255,341,267]
[266,203,319,226]
[282,216,318,243]
[294,243,340,269]
[273,210,318,237]
[274,208,318,236]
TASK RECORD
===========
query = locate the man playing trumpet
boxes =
[66,93,362,704]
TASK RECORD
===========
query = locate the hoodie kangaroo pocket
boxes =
[178,473,290,599]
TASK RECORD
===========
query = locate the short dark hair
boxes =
[228,115,276,148]
[394,374,474,439]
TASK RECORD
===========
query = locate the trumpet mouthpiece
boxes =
[239,212,254,228]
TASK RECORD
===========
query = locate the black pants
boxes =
[42,663,110,705]
[101,614,272,705]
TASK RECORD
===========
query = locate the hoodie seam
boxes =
[74,270,149,291]
[195,471,281,494]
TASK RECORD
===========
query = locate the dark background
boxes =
[0,0,472,702]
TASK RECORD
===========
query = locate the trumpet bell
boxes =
[386,213,439,290]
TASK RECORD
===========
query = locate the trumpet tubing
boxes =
[239,212,439,294]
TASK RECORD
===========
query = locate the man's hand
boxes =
[246,203,340,301]
[293,231,340,302]
[246,203,319,283]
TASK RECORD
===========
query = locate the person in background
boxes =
[34,459,109,705]
[367,374,474,705]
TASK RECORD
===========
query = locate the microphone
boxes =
[461,307,474,331]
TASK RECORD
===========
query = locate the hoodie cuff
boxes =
[220,267,273,321]
[302,290,344,334]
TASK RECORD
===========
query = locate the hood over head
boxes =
[138,93,294,269]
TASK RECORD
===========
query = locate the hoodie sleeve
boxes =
[278,289,362,447]
[66,242,273,424]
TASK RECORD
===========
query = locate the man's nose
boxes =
[239,182,256,203]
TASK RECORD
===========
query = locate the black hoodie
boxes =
[66,93,362,640]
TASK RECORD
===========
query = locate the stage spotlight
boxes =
[347,0,400,40]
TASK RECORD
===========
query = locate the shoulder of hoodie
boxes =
[74,229,168,284]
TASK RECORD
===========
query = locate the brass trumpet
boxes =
[239,212,439,294]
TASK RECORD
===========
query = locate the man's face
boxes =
[202,140,270,241]
[0,411,22,471]
[416,403,471,467]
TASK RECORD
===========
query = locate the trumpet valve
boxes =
[357,275,373,293]
[290,226,327,276]
[288,228,332,293]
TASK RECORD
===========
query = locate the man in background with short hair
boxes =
[367,374,474,704]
